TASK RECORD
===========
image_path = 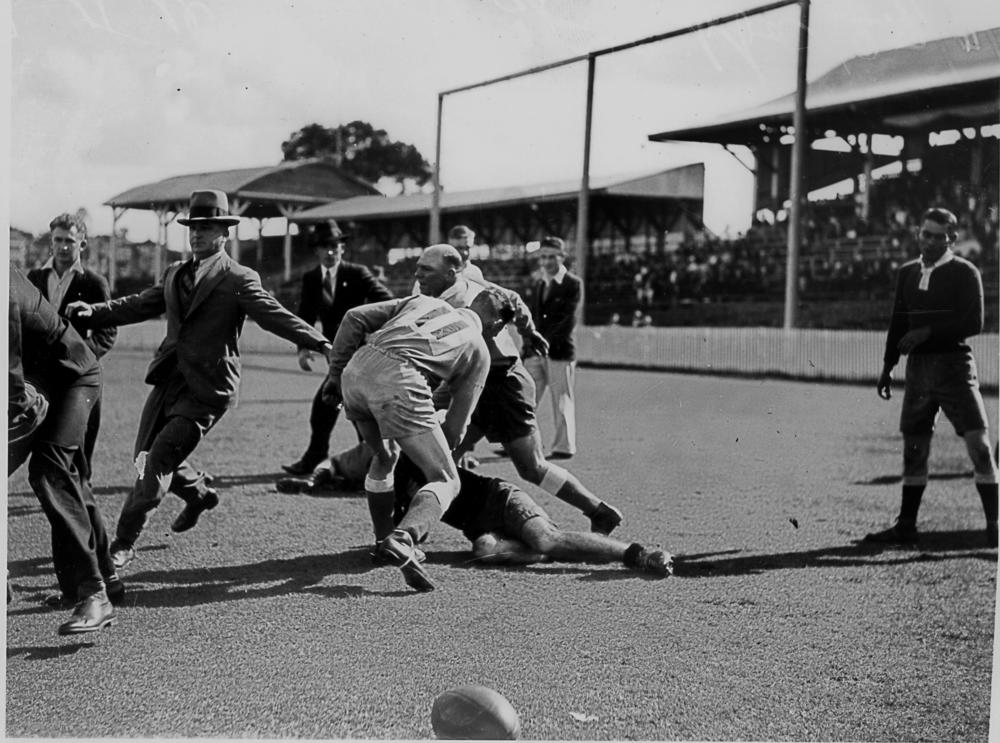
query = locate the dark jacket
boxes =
[84,253,329,411]
[296,262,393,343]
[524,271,581,361]
[28,266,117,359]
[10,267,99,396]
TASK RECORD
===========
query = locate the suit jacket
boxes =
[10,268,99,397]
[525,271,581,361]
[296,261,392,343]
[28,266,117,359]
[85,252,329,411]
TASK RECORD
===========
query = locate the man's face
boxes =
[188,222,229,259]
[448,235,473,263]
[315,242,344,269]
[415,252,457,297]
[50,226,83,273]
[917,219,952,264]
[537,247,565,276]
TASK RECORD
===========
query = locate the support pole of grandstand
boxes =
[575,54,596,324]
[109,206,124,293]
[783,0,810,329]
[430,93,444,245]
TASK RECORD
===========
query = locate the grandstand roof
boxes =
[648,27,1000,145]
[294,163,704,222]
[104,159,381,220]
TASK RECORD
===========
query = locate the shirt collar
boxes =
[922,248,954,270]
[193,250,225,272]
[42,257,85,276]
[544,265,568,284]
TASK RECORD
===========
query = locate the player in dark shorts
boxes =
[392,455,672,577]
[866,206,998,546]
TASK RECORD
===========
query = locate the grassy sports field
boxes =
[6,349,997,740]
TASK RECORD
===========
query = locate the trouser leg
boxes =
[169,460,215,506]
[305,383,342,460]
[548,360,577,455]
[28,442,105,600]
[82,396,102,478]
[116,415,205,546]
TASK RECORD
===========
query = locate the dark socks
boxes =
[622,543,643,567]
[976,483,998,524]
[898,484,925,526]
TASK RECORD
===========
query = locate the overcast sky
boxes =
[9,0,1000,246]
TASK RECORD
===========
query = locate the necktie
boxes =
[541,279,552,303]
[179,260,198,307]
[322,269,335,304]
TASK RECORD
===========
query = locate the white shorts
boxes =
[341,345,437,440]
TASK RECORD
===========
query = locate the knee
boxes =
[513,455,545,484]
[472,533,502,560]
[523,521,558,553]
[902,437,931,468]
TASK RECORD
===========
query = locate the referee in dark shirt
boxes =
[866,207,998,547]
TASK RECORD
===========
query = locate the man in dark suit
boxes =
[282,219,392,475]
[9,267,121,635]
[28,212,117,475]
[68,190,333,571]
[523,236,581,458]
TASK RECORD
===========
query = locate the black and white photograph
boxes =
[6,0,999,739]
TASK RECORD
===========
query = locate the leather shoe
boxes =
[282,456,323,475]
[276,475,315,494]
[47,576,125,610]
[57,592,116,635]
[110,540,136,570]
[171,489,220,533]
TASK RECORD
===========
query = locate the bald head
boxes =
[415,243,462,297]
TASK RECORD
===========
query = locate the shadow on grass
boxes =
[434,549,663,582]
[854,471,973,485]
[39,546,391,609]
[6,643,98,661]
[677,530,996,578]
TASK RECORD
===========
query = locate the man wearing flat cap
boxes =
[69,190,333,572]
[282,219,392,475]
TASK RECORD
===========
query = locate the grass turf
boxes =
[6,350,997,740]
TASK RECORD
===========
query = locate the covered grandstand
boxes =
[292,164,705,268]
[104,159,379,287]
[632,26,999,329]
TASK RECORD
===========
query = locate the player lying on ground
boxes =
[391,454,673,577]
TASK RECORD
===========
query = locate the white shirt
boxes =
[541,264,568,291]
[41,257,84,310]
[192,250,226,286]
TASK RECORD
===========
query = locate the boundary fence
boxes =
[113,321,999,392]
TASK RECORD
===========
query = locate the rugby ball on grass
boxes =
[431,685,520,739]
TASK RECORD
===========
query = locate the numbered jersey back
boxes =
[368,295,483,382]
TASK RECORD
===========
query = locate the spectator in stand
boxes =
[282,220,392,476]
[866,207,998,547]
[28,213,117,475]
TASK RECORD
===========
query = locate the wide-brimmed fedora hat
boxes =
[178,190,241,227]
[309,219,350,246]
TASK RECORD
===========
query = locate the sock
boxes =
[898,484,925,526]
[622,543,643,567]
[367,490,395,542]
[976,483,998,524]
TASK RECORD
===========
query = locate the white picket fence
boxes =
[113,320,998,389]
